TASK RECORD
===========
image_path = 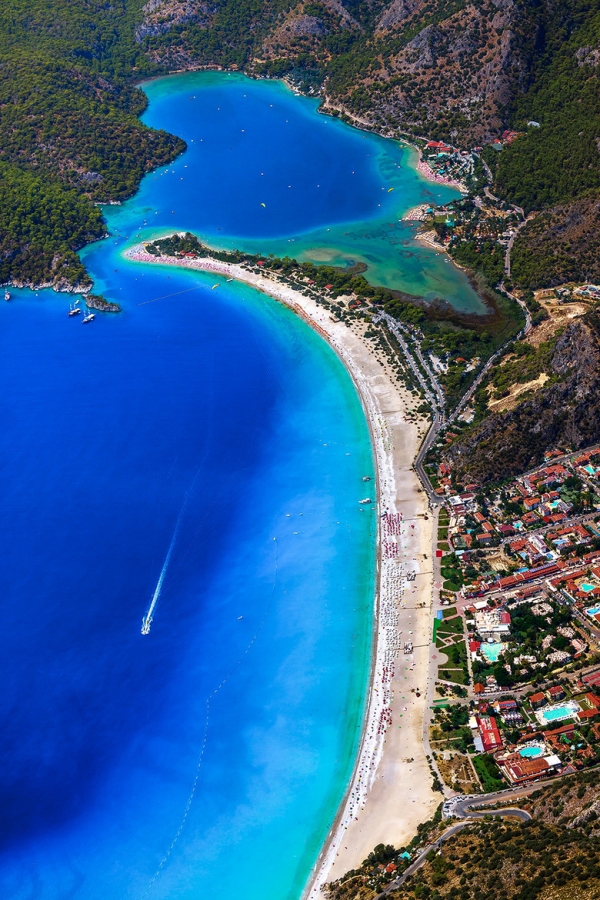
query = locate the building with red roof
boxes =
[476,715,503,752]
[530,692,547,710]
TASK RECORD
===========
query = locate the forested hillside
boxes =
[0,0,184,289]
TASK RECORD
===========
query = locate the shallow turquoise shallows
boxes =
[0,72,480,900]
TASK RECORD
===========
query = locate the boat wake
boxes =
[138,537,279,898]
[141,494,190,635]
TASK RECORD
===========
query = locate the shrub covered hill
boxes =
[444,307,600,484]
[325,767,600,900]
[6,0,600,291]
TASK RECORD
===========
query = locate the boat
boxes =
[141,613,152,635]
[68,300,81,316]
[82,310,95,323]
[362,476,371,482]
[4,290,10,301]
[237,616,243,621]
[359,498,371,505]
[226,277,234,282]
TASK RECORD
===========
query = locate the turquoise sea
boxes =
[0,72,476,899]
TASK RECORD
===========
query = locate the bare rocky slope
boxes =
[444,312,600,484]
[140,0,539,146]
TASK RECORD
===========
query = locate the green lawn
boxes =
[472,754,505,792]
[443,580,461,592]
[438,668,468,685]
[437,617,463,635]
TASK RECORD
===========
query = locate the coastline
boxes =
[415,158,467,194]
[316,94,467,195]
[126,245,438,896]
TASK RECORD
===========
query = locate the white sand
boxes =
[126,246,438,894]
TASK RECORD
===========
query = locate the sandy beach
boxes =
[126,245,439,895]
[416,157,467,194]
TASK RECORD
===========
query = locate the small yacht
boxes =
[4,290,10,301]
[68,301,81,316]
[82,310,95,324]
[359,498,372,505]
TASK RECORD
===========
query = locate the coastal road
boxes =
[421,504,451,796]
[449,791,534,820]
[378,821,471,895]
[504,214,531,281]
[414,412,445,507]
[378,797,531,896]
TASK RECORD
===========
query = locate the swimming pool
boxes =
[580,583,596,593]
[538,701,580,724]
[586,604,600,616]
[480,642,505,663]
[519,745,543,759]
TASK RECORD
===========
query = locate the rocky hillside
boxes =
[326,767,600,900]
[139,0,600,289]
[444,311,600,484]
[140,0,538,145]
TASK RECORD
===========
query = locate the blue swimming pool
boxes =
[480,642,504,663]
[519,746,543,758]
[586,604,600,616]
[580,583,596,593]
[540,702,580,724]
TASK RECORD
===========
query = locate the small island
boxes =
[85,293,121,313]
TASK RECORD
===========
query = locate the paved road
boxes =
[504,215,531,280]
[414,412,445,506]
[447,307,528,425]
[450,791,534,819]
[378,797,531,896]
[421,505,450,794]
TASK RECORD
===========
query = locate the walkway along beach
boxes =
[126,245,439,895]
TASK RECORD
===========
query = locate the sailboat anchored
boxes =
[68,298,81,316]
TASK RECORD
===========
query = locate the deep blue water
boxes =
[0,273,374,899]
[0,71,474,899]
